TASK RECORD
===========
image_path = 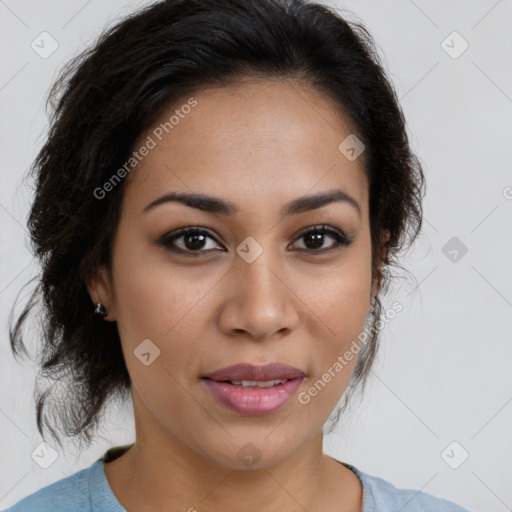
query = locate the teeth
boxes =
[229,379,288,388]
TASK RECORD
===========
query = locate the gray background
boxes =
[1,1,511,510]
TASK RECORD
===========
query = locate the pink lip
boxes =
[201,362,306,415]
[202,362,305,382]
[202,377,304,415]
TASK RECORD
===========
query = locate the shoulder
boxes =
[344,463,474,512]
[2,460,101,512]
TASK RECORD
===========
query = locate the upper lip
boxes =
[202,363,305,382]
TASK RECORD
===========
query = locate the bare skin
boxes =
[88,76,389,512]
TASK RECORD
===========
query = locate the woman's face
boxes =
[90,77,378,469]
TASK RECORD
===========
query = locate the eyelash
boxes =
[157,224,353,256]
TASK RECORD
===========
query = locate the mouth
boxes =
[201,362,305,415]
[213,378,290,388]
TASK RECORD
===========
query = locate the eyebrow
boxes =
[142,188,361,219]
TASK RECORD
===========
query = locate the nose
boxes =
[217,253,300,342]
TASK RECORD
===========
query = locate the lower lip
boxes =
[202,377,304,415]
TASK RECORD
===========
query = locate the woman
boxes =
[6,0,473,510]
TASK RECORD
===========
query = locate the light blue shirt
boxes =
[3,447,474,511]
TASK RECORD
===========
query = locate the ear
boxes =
[86,265,116,321]
[371,229,391,299]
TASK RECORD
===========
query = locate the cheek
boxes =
[110,246,208,416]
[320,275,370,341]
[110,232,206,341]
[296,255,371,402]
[109,233,218,387]
[300,253,372,343]
[296,282,368,420]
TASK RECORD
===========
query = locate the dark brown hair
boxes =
[10,0,425,450]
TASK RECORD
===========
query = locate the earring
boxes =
[94,302,108,319]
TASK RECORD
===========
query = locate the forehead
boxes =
[122,78,368,217]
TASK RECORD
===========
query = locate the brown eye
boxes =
[291,225,353,253]
[158,227,224,255]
